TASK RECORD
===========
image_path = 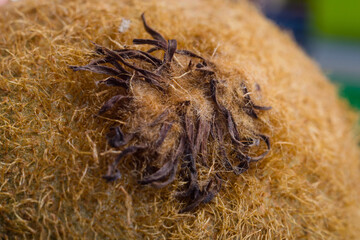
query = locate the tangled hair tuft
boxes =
[70,13,271,213]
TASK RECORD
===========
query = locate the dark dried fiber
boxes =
[98,95,131,115]
[153,122,173,149]
[70,13,272,213]
[176,49,205,60]
[69,64,125,77]
[139,135,185,188]
[103,145,147,182]
[115,49,163,66]
[241,82,272,118]
[141,13,167,46]
[133,38,167,50]
[148,109,170,127]
[164,39,177,63]
[210,79,244,146]
[96,77,129,89]
[107,126,133,148]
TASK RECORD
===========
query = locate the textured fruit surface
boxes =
[0,0,359,239]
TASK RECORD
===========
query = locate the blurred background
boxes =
[252,0,360,109]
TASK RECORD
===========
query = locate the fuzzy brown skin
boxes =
[1,0,360,239]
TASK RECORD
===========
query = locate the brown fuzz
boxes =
[70,13,271,213]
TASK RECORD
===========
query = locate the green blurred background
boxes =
[252,0,360,109]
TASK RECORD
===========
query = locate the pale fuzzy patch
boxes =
[118,18,131,33]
